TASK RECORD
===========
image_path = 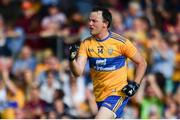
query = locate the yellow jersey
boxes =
[78,32,137,101]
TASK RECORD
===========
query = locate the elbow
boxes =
[143,59,147,70]
[142,60,147,73]
[141,57,147,68]
[138,58,147,71]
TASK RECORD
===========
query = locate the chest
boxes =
[86,41,122,58]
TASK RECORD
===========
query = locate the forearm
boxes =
[4,79,17,94]
[2,69,17,94]
[134,60,147,84]
[151,82,164,100]
[70,60,83,77]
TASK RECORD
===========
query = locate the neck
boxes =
[94,30,109,40]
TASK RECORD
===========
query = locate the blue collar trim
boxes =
[95,31,112,42]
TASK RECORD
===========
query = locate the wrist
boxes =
[122,80,140,97]
[128,80,140,86]
[133,79,141,84]
[132,81,140,89]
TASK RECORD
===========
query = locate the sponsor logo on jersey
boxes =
[96,59,107,65]
[88,48,94,52]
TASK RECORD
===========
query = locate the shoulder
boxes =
[110,32,128,43]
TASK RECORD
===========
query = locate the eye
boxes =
[92,20,96,22]
[88,19,97,23]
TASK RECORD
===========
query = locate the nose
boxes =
[88,21,93,26]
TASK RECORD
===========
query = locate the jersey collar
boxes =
[94,31,112,42]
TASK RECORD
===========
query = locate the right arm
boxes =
[2,69,17,95]
[69,40,88,77]
[70,55,87,77]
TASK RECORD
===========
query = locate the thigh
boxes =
[95,106,115,119]
[96,95,129,118]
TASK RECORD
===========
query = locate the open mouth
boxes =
[89,28,93,30]
[89,26,94,30]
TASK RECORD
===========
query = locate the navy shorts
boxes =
[96,95,129,118]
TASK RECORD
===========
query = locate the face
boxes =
[47,73,54,86]
[21,46,31,59]
[47,57,59,70]
[49,7,58,15]
[88,11,107,35]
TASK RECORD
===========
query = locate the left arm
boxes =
[121,39,147,97]
[121,50,147,97]
[130,51,147,84]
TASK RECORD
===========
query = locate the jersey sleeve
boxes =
[121,40,137,59]
[78,41,87,57]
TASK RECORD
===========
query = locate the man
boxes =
[69,7,147,119]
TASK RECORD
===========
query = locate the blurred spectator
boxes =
[173,87,180,110]
[36,56,60,86]
[63,11,85,44]
[150,37,175,94]
[41,0,60,6]
[173,12,180,36]
[47,109,57,119]
[21,69,36,100]
[63,74,87,118]
[41,4,67,32]
[84,85,98,118]
[53,97,71,118]
[0,69,25,119]
[40,4,67,53]
[12,45,37,77]
[74,0,94,16]
[123,101,139,119]
[40,70,61,104]
[0,0,21,24]
[24,84,47,119]
[34,48,54,77]
[164,95,178,119]
[172,39,180,93]
[15,0,41,50]
[111,9,126,34]
[0,79,7,98]
[15,108,26,119]
[125,17,149,60]
[135,74,164,119]
[99,0,125,11]
[0,15,12,57]
[6,23,25,58]
[124,1,144,29]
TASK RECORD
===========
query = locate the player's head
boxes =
[88,6,112,35]
[92,7,112,28]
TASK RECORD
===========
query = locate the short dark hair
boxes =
[91,6,112,28]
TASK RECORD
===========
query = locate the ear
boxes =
[103,21,108,28]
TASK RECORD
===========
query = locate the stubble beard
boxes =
[90,29,100,36]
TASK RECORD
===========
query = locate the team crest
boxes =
[108,48,113,55]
